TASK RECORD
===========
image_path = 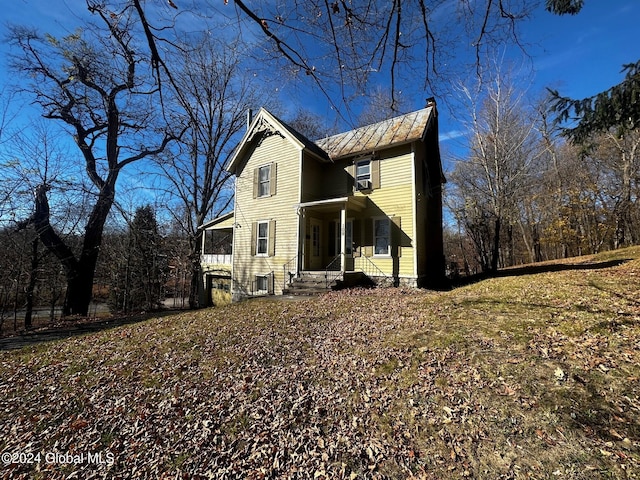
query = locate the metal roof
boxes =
[315,106,434,160]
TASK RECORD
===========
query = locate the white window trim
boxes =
[257,163,271,198]
[356,159,371,182]
[355,159,372,191]
[373,217,391,257]
[256,220,269,256]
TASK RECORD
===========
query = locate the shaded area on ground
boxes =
[449,258,632,288]
[0,311,178,351]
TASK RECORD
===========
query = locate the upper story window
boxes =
[254,163,276,198]
[258,164,271,197]
[356,160,371,190]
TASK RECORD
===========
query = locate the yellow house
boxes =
[204,101,445,300]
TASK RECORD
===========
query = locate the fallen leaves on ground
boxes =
[1,248,639,479]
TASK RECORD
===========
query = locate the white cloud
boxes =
[439,129,466,142]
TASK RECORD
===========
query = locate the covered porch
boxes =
[199,212,234,306]
[295,196,367,275]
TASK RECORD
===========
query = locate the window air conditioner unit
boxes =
[357,179,372,191]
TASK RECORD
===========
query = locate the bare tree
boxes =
[590,130,640,249]
[8,9,181,316]
[358,87,412,126]
[0,120,85,327]
[450,71,540,272]
[229,0,532,111]
[156,35,261,309]
[92,0,554,124]
[285,109,336,141]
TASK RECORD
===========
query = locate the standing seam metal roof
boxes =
[314,106,434,160]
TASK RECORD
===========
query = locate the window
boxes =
[356,160,371,182]
[252,220,275,256]
[312,224,320,257]
[258,164,271,197]
[356,160,371,190]
[255,275,269,294]
[374,218,390,255]
[257,221,269,255]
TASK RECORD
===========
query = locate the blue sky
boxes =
[1,0,638,155]
[517,2,637,100]
[436,0,640,157]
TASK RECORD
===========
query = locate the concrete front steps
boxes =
[282,271,339,295]
[282,271,374,295]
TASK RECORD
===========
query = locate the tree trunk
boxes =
[24,237,39,329]
[188,229,203,309]
[491,216,501,273]
[188,260,200,310]
[31,181,115,318]
[616,158,633,248]
[506,223,514,267]
[62,260,100,316]
[532,224,542,263]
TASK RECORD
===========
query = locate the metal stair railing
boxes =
[324,255,343,289]
[359,255,393,285]
[282,254,298,287]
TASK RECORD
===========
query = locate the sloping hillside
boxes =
[1,247,639,479]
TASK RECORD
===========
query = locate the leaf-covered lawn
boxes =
[1,248,639,479]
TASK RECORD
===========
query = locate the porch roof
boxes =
[200,212,234,230]
[297,196,367,212]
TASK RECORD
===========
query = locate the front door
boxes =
[309,218,322,270]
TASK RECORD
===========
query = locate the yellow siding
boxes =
[301,156,350,202]
[208,215,235,229]
[232,134,301,296]
[231,122,424,292]
[350,148,416,279]
[413,140,429,276]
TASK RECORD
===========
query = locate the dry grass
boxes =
[1,247,639,479]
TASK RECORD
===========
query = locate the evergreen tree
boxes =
[546,1,640,142]
[109,206,167,313]
[550,61,640,143]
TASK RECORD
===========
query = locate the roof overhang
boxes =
[200,212,234,231]
[226,108,309,174]
[297,196,367,213]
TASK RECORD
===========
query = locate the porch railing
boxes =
[283,254,298,287]
[325,255,343,288]
[201,253,232,265]
[359,256,393,285]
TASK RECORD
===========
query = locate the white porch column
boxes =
[299,207,306,273]
[340,206,347,272]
